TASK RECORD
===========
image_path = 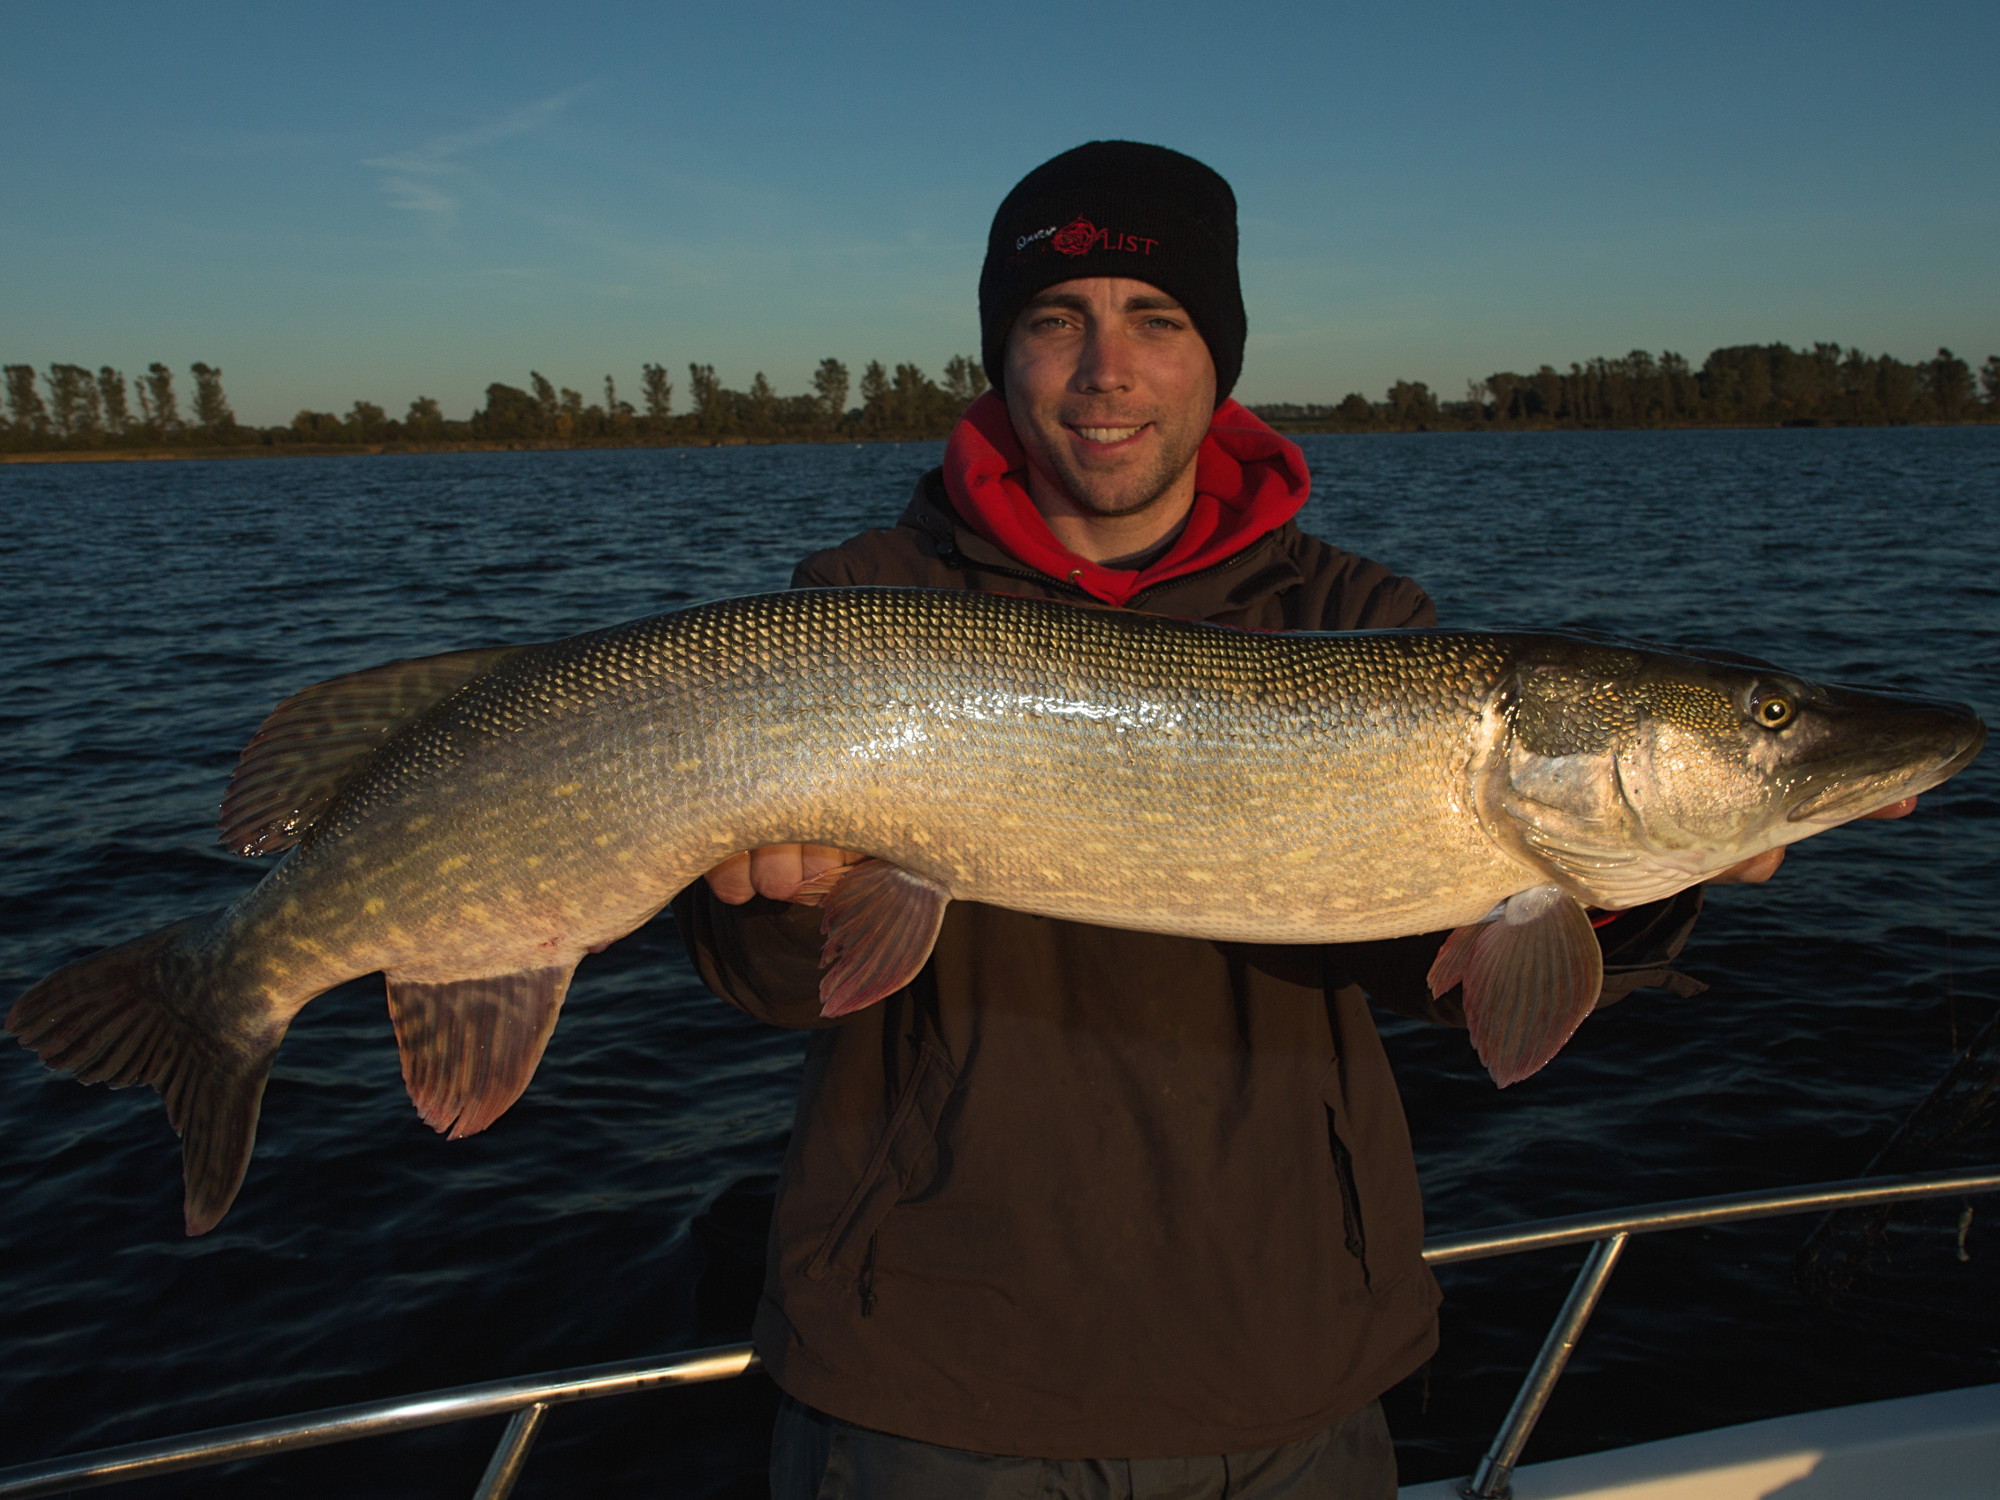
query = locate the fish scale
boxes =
[7,586,1983,1233]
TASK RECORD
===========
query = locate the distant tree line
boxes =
[4,341,1995,455]
[1252,343,1999,433]
[2,361,241,450]
[0,356,990,453]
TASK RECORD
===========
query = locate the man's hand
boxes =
[705,844,868,905]
[1703,795,1920,885]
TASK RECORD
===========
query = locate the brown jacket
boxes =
[673,471,1699,1458]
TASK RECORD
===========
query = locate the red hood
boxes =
[941,391,1311,606]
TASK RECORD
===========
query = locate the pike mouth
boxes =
[1787,717,1987,823]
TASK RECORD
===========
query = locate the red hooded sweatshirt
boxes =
[940,391,1312,607]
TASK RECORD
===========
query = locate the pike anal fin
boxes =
[1428,886,1603,1088]
[806,859,951,1018]
[385,965,573,1139]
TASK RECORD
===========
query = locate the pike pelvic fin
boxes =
[808,859,951,1018]
[1430,886,1603,1088]
[4,912,285,1235]
[384,964,573,1139]
[221,645,521,857]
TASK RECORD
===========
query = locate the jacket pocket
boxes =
[805,1042,954,1283]
[1324,1096,1372,1289]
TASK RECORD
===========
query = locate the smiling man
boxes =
[1003,278,1217,556]
[674,142,1719,1499]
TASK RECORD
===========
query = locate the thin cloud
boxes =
[364,85,597,219]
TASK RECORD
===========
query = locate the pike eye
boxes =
[1754,692,1794,729]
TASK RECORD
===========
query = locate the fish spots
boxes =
[673,758,701,772]
[406,815,432,832]
[438,855,469,874]
[363,897,385,915]
[522,855,542,869]
[552,781,582,797]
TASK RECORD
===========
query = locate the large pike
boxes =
[9,588,1985,1232]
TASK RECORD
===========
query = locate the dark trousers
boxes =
[769,1394,1398,1500]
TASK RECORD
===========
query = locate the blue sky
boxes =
[3,0,1994,425]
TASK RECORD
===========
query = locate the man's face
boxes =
[1003,278,1217,520]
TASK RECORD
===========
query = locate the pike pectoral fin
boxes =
[385,964,573,1139]
[1428,886,1603,1088]
[808,860,950,1019]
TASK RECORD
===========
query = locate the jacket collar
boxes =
[899,469,1309,616]
[934,392,1313,607]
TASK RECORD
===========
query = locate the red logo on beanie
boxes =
[1051,218,1098,256]
[1043,216,1158,258]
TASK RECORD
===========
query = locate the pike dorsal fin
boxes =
[220,645,520,856]
[384,964,573,1139]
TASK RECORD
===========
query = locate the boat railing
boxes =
[2,1164,1994,1500]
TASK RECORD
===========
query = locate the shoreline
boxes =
[5,418,1997,466]
[0,435,873,465]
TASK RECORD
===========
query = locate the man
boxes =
[673,141,1906,1498]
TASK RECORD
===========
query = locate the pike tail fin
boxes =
[6,913,284,1235]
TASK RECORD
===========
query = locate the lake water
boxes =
[1,428,1996,1495]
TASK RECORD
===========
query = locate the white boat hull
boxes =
[1398,1383,2000,1500]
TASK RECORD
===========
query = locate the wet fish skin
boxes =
[7,588,1985,1233]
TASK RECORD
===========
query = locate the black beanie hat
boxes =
[979,140,1245,405]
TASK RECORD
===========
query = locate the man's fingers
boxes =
[1706,847,1786,885]
[706,851,755,905]
[1863,795,1919,820]
[800,844,867,880]
[749,844,810,901]
[707,843,873,904]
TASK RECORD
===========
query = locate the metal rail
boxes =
[1441,1165,2000,1500]
[1463,1233,1628,1499]
[1,1166,1992,1500]
[0,1346,758,1500]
